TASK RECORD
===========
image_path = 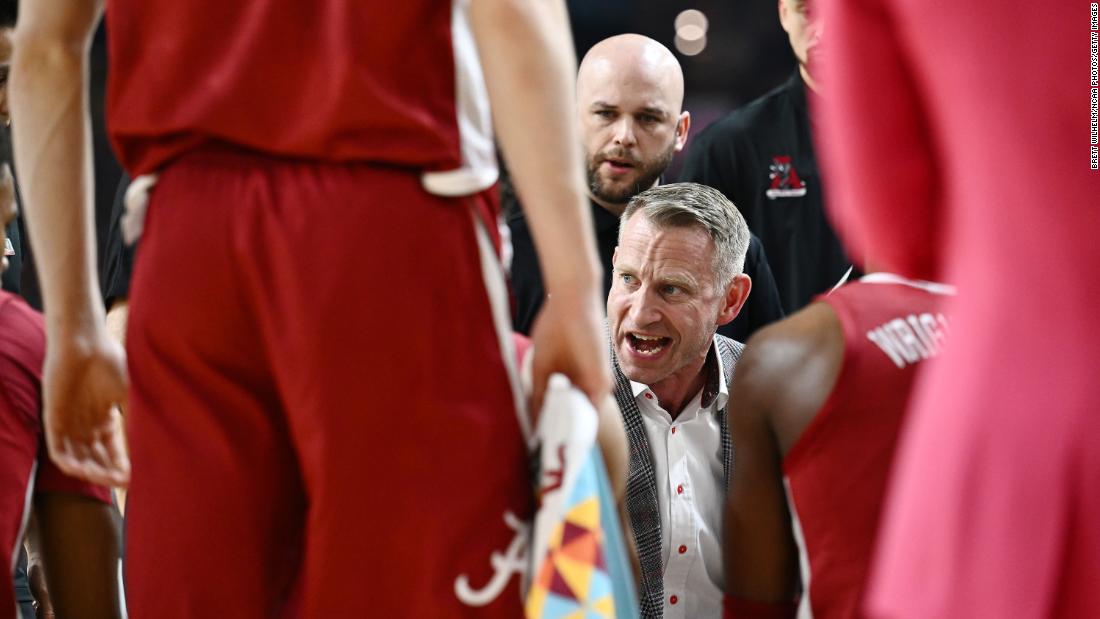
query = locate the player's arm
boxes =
[815,0,939,279]
[724,334,801,618]
[724,303,842,618]
[24,517,54,618]
[470,0,611,414]
[11,0,129,487]
[29,492,123,619]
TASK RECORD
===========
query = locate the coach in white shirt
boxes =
[606,181,752,618]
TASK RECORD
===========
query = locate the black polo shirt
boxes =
[100,174,136,309]
[2,191,43,311]
[2,216,22,295]
[506,198,784,343]
[681,72,855,314]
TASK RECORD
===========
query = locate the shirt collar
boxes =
[789,70,808,114]
[630,335,728,412]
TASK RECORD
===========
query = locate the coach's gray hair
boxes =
[619,182,750,288]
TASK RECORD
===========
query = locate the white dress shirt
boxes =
[632,346,728,619]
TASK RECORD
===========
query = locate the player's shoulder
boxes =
[0,292,45,361]
[0,292,44,412]
[736,302,842,402]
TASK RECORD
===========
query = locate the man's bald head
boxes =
[578,34,685,114]
[577,35,690,212]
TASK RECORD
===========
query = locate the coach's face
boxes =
[780,0,823,81]
[577,41,689,210]
[607,214,727,395]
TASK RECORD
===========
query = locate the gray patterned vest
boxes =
[611,334,744,619]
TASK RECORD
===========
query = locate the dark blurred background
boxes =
[13,1,797,274]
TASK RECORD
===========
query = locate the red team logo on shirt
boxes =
[765,155,808,199]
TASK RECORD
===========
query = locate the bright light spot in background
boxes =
[674,33,707,56]
[674,9,708,32]
[674,9,709,56]
[676,24,706,42]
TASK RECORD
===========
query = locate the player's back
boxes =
[782,275,952,619]
[107,0,495,195]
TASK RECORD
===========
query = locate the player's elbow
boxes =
[13,29,87,85]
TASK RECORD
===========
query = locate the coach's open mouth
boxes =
[627,333,670,356]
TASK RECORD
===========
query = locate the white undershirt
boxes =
[631,347,728,619]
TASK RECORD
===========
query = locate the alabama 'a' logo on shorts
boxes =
[765,155,808,199]
[453,511,530,607]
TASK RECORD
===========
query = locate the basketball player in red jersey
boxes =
[815,1,1100,616]
[0,165,121,618]
[722,274,952,619]
[12,0,610,615]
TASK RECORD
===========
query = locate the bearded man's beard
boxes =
[587,143,676,205]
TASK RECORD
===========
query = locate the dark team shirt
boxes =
[1,123,23,298]
[101,174,135,309]
[2,216,21,295]
[506,198,784,342]
[3,203,43,311]
[681,72,854,314]
[1,123,42,309]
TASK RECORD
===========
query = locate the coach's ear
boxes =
[673,111,691,152]
[717,273,752,327]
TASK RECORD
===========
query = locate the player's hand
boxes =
[42,328,130,488]
[529,288,612,419]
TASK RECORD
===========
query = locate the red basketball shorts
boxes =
[124,147,531,617]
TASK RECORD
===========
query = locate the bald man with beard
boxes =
[506,34,783,343]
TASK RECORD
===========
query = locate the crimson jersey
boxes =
[0,291,113,503]
[816,2,1100,616]
[782,275,952,619]
[0,291,112,616]
[106,0,496,196]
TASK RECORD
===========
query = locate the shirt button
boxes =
[671,426,677,434]
[678,544,687,554]
[669,595,679,605]
[676,484,684,494]
[644,392,654,400]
